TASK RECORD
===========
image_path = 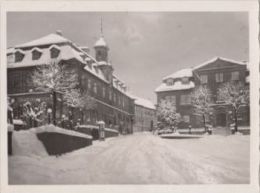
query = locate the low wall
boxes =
[37,132,92,155]
[77,125,119,140]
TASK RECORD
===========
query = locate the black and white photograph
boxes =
[0,1,259,193]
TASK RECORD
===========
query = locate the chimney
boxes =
[56,30,63,36]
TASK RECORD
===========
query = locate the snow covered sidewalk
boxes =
[9,132,250,184]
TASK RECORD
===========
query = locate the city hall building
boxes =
[7,31,135,133]
[155,57,249,128]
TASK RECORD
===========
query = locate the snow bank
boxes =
[9,133,249,184]
[33,124,92,139]
[12,129,48,156]
[12,125,93,157]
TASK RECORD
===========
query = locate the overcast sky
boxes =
[7,12,248,103]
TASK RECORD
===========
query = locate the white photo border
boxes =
[0,1,259,193]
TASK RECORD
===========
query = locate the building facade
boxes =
[132,97,157,132]
[7,31,135,133]
[155,57,249,128]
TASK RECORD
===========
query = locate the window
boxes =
[88,79,91,90]
[182,77,189,84]
[118,96,121,106]
[215,73,224,83]
[180,94,191,105]
[231,71,239,81]
[15,51,24,62]
[165,95,176,104]
[200,75,208,84]
[32,50,42,60]
[109,89,112,101]
[122,99,125,108]
[166,78,174,86]
[102,87,106,98]
[183,115,190,123]
[93,82,97,94]
[114,93,117,103]
[50,47,60,58]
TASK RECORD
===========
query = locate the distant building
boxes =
[132,97,157,132]
[155,57,249,128]
[7,31,135,133]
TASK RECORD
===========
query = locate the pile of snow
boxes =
[12,129,48,156]
[13,119,25,125]
[8,124,14,132]
[12,125,93,157]
[9,133,249,184]
[105,128,119,133]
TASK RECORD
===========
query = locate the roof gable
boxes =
[193,57,247,71]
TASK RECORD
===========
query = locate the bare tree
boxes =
[217,82,249,133]
[31,60,78,125]
[157,99,181,131]
[191,85,213,131]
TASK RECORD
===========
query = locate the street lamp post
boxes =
[47,108,52,124]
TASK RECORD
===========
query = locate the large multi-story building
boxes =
[7,31,135,133]
[155,57,249,128]
[132,96,157,132]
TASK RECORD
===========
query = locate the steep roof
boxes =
[192,57,247,70]
[132,96,156,110]
[163,68,193,81]
[15,33,70,48]
[8,32,131,96]
[8,45,85,68]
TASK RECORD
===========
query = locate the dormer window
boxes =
[32,48,42,60]
[14,50,25,63]
[182,77,189,84]
[49,45,60,59]
[166,78,174,86]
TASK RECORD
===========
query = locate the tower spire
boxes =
[100,17,103,37]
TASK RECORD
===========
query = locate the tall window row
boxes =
[81,73,128,110]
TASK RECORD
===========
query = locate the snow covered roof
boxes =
[8,45,85,68]
[132,96,156,110]
[163,68,193,81]
[192,57,247,70]
[15,33,70,48]
[155,81,195,92]
[94,37,108,47]
[97,61,112,66]
[84,63,107,83]
[8,32,131,96]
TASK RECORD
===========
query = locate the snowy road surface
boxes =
[9,132,250,184]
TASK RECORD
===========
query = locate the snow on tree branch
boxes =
[63,89,96,110]
[217,82,249,111]
[191,85,213,128]
[157,99,181,129]
[31,60,78,93]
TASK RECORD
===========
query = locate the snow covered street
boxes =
[9,132,250,184]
